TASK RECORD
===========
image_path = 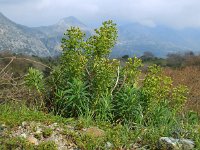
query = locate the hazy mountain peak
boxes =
[0,12,8,21]
[61,16,79,22]
[57,16,86,28]
[0,12,18,26]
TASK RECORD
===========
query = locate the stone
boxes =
[1,124,6,127]
[35,129,42,134]
[22,121,27,127]
[20,133,27,138]
[52,123,58,127]
[180,139,195,150]
[84,127,105,138]
[159,137,195,150]
[105,141,113,149]
[27,135,39,145]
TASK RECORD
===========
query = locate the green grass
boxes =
[42,128,53,138]
[0,102,200,149]
[0,102,69,127]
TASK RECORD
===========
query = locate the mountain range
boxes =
[1,12,200,57]
[113,24,200,57]
[0,12,91,57]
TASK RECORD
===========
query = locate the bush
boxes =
[25,20,188,127]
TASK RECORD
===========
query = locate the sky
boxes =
[1,0,200,28]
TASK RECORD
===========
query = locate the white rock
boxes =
[22,121,27,127]
[159,137,194,150]
[105,141,113,148]
[20,133,27,138]
[35,130,42,134]
[180,139,195,150]
[1,124,6,127]
[27,135,39,145]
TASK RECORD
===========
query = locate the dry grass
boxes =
[0,53,48,107]
[164,66,200,113]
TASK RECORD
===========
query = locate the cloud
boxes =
[0,0,200,28]
[0,0,37,4]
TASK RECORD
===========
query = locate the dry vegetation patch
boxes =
[164,66,200,113]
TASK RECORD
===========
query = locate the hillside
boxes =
[34,16,92,55]
[112,23,200,57]
[1,12,200,57]
[0,13,91,57]
[0,12,51,57]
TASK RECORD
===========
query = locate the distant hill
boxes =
[34,16,92,55]
[0,13,91,57]
[0,12,51,56]
[112,23,200,57]
[1,12,200,57]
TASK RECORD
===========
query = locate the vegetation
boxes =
[25,20,188,123]
[1,101,199,149]
[0,103,67,127]
[164,66,200,113]
[0,21,200,149]
[139,50,200,68]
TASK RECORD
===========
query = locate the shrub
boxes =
[25,67,45,108]
[25,20,188,127]
[52,78,90,117]
[25,67,44,93]
[113,85,143,124]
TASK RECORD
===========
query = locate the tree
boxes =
[140,51,155,61]
[122,55,129,59]
[166,53,184,67]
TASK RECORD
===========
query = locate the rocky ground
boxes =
[0,121,195,150]
[1,121,107,150]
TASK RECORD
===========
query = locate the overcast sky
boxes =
[1,0,200,28]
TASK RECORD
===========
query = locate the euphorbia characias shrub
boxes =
[25,20,188,125]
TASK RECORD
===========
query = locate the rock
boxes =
[105,141,113,149]
[159,137,195,150]
[1,124,6,127]
[52,123,58,127]
[180,139,195,150]
[84,127,105,138]
[27,135,39,145]
[35,129,42,134]
[20,133,27,138]
[22,121,27,127]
